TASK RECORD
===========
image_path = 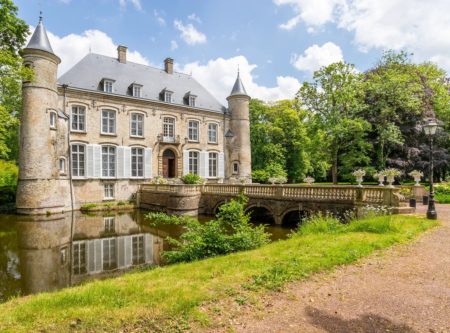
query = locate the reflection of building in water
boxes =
[17,212,163,295]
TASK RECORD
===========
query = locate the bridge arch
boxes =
[281,208,310,227]
[245,204,275,224]
[213,200,228,214]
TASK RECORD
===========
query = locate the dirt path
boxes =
[208,205,450,333]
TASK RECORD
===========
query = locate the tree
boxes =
[0,0,31,160]
[297,62,371,183]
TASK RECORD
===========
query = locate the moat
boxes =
[0,210,292,304]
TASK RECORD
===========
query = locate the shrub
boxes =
[80,203,97,210]
[180,173,202,184]
[0,160,18,187]
[117,201,127,206]
[294,213,342,236]
[146,195,270,263]
[251,169,269,183]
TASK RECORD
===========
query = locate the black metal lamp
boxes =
[423,119,438,220]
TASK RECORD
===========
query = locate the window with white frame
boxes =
[102,238,117,270]
[73,242,87,275]
[164,91,172,103]
[208,152,218,178]
[104,217,115,233]
[101,109,116,134]
[208,123,218,143]
[49,111,57,129]
[131,147,144,178]
[233,162,239,175]
[103,80,113,93]
[104,183,115,199]
[59,157,66,174]
[188,120,199,141]
[130,113,144,137]
[163,117,175,140]
[71,144,85,177]
[132,235,145,265]
[189,95,196,107]
[132,85,141,97]
[102,146,116,177]
[71,106,86,132]
[189,151,199,175]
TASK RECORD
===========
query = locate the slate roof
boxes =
[229,72,248,97]
[58,53,227,113]
[25,19,55,54]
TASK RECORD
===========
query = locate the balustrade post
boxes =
[382,188,394,207]
[276,185,284,197]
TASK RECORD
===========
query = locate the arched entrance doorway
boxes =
[162,149,176,178]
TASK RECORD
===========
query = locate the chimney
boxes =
[164,57,173,74]
[117,45,127,64]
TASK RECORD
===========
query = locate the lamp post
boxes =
[423,119,438,220]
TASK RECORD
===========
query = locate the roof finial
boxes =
[237,64,240,76]
[39,11,43,23]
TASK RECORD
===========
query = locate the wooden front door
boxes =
[162,149,176,178]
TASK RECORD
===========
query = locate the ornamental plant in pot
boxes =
[408,170,423,186]
[373,171,386,186]
[383,168,401,188]
[303,176,315,185]
[352,169,366,187]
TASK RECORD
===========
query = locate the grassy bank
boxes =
[0,215,438,332]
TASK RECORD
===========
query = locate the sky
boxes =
[15,0,450,104]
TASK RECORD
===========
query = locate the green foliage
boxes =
[251,169,270,183]
[181,173,202,184]
[0,160,18,204]
[146,195,270,263]
[434,183,450,204]
[251,162,287,184]
[80,203,98,210]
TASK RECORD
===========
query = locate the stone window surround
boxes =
[207,122,219,144]
[101,109,117,136]
[129,112,145,138]
[71,142,86,178]
[208,150,219,178]
[70,105,87,133]
[103,183,115,200]
[49,110,57,129]
[130,146,145,178]
[59,156,67,175]
[188,149,200,175]
[187,119,200,142]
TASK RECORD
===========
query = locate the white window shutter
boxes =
[86,144,94,178]
[144,234,153,264]
[144,148,152,179]
[199,151,205,178]
[183,150,189,175]
[117,146,124,179]
[93,145,102,178]
[124,147,131,178]
[218,152,224,178]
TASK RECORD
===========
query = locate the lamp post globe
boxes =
[423,119,438,220]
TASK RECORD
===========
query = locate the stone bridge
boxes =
[137,184,411,225]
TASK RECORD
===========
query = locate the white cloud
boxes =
[170,40,178,51]
[27,27,150,76]
[119,0,142,11]
[274,0,344,30]
[154,10,166,26]
[176,56,301,104]
[174,20,207,45]
[275,0,450,71]
[291,42,343,73]
[187,13,202,24]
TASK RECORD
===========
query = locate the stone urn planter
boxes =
[374,172,385,186]
[303,176,315,185]
[352,169,366,187]
[408,170,423,186]
[383,168,401,188]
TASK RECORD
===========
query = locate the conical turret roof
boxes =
[229,71,248,97]
[25,17,55,54]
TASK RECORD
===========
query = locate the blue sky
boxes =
[16,0,450,103]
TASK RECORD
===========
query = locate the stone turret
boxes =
[226,71,252,181]
[16,17,68,214]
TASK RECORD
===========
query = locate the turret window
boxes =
[101,110,116,135]
[59,157,66,174]
[208,123,218,143]
[71,106,86,132]
[188,120,199,141]
[232,162,239,175]
[49,111,57,129]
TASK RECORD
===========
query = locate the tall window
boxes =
[233,162,239,175]
[49,111,57,129]
[104,217,115,233]
[103,80,113,93]
[208,152,218,178]
[133,85,141,97]
[163,117,175,141]
[102,110,116,134]
[188,120,199,141]
[73,242,87,275]
[102,238,117,270]
[104,183,115,199]
[189,151,199,175]
[130,113,144,137]
[131,147,144,177]
[132,235,145,265]
[102,146,116,177]
[189,95,196,107]
[71,106,86,132]
[208,123,218,143]
[59,157,66,174]
[164,91,172,103]
[71,144,85,177]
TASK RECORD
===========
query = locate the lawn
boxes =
[0,215,438,332]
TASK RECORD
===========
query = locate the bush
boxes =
[252,169,269,183]
[181,173,202,184]
[0,160,18,204]
[252,163,288,184]
[146,195,270,263]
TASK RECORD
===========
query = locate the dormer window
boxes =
[164,91,172,103]
[129,83,142,97]
[101,79,114,93]
[184,92,197,107]
[189,95,196,107]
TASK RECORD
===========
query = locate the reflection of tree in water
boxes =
[0,224,21,303]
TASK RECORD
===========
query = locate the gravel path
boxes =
[209,204,450,333]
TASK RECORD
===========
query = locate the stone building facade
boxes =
[16,19,251,215]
